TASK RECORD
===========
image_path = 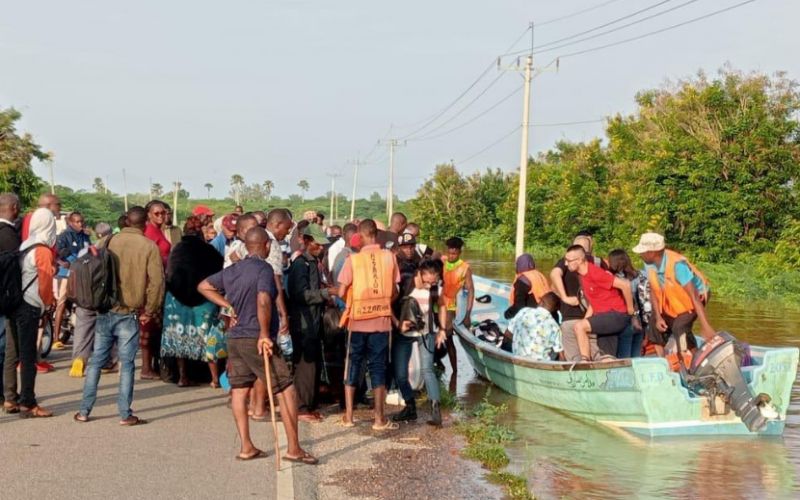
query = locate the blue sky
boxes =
[1,0,796,200]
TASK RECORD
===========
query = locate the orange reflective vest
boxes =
[648,249,710,318]
[443,260,469,311]
[339,250,395,328]
[509,270,551,306]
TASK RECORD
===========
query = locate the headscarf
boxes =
[20,208,57,252]
[515,253,536,286]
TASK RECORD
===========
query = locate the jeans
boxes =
[0,316,5,404]
[346,332,389,388]
[79,312,140,420]
[616,322,644,359]
[393,333,440,403]
[3,302,41,408]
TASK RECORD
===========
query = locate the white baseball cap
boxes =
[632,232,666,254]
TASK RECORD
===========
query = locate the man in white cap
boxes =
[633,233,714,357]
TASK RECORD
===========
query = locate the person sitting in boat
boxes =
[607,249,646,359]
[632,233,714,357]
[504,292,564,361]
[565,245,635,362]
[505,253,551,319]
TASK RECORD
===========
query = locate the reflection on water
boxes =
[457,250,800,500]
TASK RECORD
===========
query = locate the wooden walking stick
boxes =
[262,344,281,471]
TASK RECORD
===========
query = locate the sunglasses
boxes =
[151,211,166,216]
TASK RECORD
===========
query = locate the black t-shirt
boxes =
[0,220,21,253]
[554,258,584,321]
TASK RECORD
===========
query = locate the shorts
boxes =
[561,319,611,362]
[345,331,389,388]
[227,337,293,394]
[587,312,630,336]
[647,312,698,350]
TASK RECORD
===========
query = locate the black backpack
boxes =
[0,244,46,316]
[66,236,119,312]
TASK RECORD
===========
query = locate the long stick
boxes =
[262,349,281,471]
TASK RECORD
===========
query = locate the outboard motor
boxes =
[683,331,778,432]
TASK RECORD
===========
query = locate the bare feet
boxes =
[140,371,160,380]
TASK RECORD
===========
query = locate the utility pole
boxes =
[348,158,365,221]
[48,155,55,194]
[149,177,153,201]
[379,139,405,218]
[105,175,109,195]
[326,173,342,224]
[123,169,129,212]
[499,23,554,258]
[173,181,179,227]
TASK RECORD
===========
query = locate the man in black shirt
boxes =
[0,193,21,411]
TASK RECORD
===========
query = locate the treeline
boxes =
[410,68,800,264]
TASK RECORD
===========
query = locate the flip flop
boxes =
[236,450,267,461]
[251,414,269,421]
[3,403,20,414]
[371,420,400,431]
[283,453,319,465]
[73,412,89,423]
[120,416,148,426]
[337,418,356,428]
[19,406,53,419]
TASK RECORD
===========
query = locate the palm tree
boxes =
[263,180,274,202]
[204,183,213,199]
[151,183,163,197]
[298,180,310,203]
[92,177,105,193]
[230,174,244,205]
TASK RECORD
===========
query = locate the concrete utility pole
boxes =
[123,169,129,212]
[48,155,55,194]
[149,177,153,201]
[173,181,179,226]
[379,139,406,218]
[326,173,342,224]
[348,158,366,221]
[105,175,109,195]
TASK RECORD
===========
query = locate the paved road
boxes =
[1,349,314,500]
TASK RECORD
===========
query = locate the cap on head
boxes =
[398,232,417,246]
[632,233,665,254]
[222,214,239,232]
[302,224,331,245]
[192,205,214,217]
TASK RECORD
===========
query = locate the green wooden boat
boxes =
[455,276,799,437]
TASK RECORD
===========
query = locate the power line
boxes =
[534,0,705,55]
[559,0,760,59]
[536,0,628,27]
[455,125,521,165]
[532,118,605,128]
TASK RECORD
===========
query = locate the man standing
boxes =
[326,223,356,276]
[162,203,182,247]
[53,211,92,351]
[565,245,635,362]
[76,206,164,426]
[338,219,400,430]
[0,193,21,412]
[288,225,337,423]
[441,237,474,381]
[633,233,714,356]
[199,227,317,464]
[265,209,292,334]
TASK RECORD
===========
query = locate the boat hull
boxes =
[456,276,799,437]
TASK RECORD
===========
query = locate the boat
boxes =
[454,276,800,437]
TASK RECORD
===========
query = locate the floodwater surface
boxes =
[456,250,800,500]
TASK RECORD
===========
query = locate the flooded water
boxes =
[455,250,800,500]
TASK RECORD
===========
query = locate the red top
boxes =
[143,222,171,267]
[580,262,626,314]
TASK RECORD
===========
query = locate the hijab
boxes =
[515,253,536,286]
[20,208,57,252]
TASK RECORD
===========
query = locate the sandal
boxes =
[3,403,20,414]
[74,412,89,423]
[19,405,53,419]
[283,452,319,465]
[120,416,148,426]
[251,414,268,421]
[337,418,356,428]
[371,420,400,431]
[236,450,267,461]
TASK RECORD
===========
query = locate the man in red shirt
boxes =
[565,245,635,362]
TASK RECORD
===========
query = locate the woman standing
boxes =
[608,249,646,358]
[140,200,171,380]
[3,208,56,418]
[392,260,448,426]
[160,218,226,387]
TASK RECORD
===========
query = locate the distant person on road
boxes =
[199,226,317,464]
[53,211,92,351]
[76,206,164,426]
[233,205,244,216]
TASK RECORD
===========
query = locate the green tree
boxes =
[410,163,478,242]
[298,179,309,202]
[264,180,274,201]
[204,183,213,198]
[92,177,105,193]
[0,106,46,208]
[230,174,244,204]
[151,183,163,197]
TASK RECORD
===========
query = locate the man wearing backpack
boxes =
[0,193,22,413]
[76,206,164,426]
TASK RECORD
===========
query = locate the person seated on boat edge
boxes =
[632,233,714,358]
[551,236,609,362]
[503,292,564,362]
[504,253,551,320]
[565,245,635,362]
[607,249,647,359]
[441,237,474,379]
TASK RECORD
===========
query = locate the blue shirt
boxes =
[508,307,563,361]
[205,257,278,339]
[644,253,708,295]
[209,232,227,257]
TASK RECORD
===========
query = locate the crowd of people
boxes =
[0,192,476,464]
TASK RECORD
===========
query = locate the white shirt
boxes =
[327,238,346,272]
